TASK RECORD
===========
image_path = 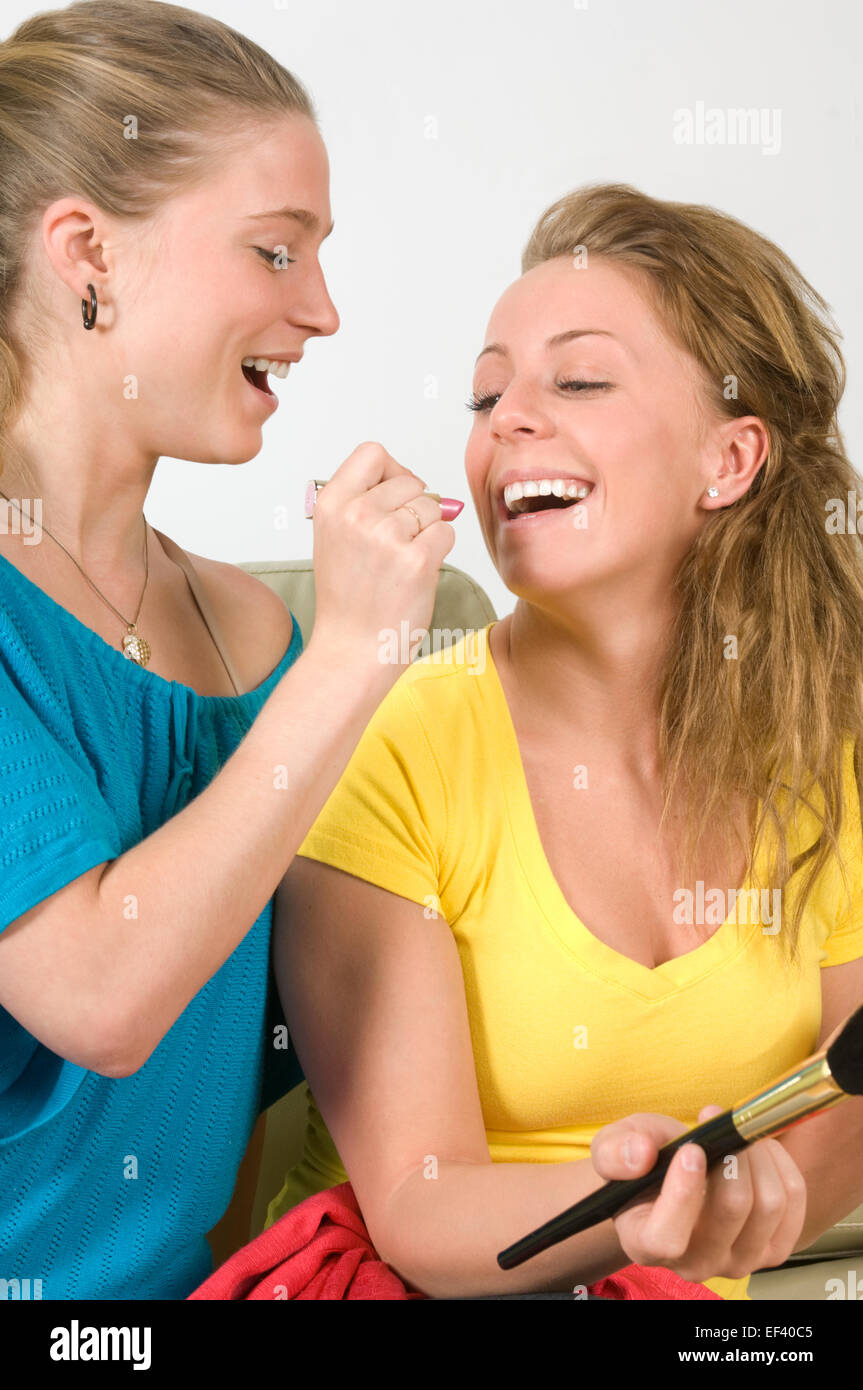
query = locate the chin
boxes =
[496,550,595,587]
[220,442,263,465]
[181,436,263,466]
[497,570,592,609]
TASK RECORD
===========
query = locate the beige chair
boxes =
[205,556,863,1300]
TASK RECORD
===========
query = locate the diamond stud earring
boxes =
[707,486,719,498]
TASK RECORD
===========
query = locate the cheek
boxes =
[599,407,680,493]
[462,431,491,492]
[637,390,700,465]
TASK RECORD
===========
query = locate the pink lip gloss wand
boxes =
[304,478,464,521]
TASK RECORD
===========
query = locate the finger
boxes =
[317,444,424,511]
[598,1104,723,1184]
[342,442,418,488]
[685,1138,755,1274]
[727,1139,808,1275]
[620,1142,710,1266]
[591,1114,687,1181]
[364,472,436,515]
[383,491,443,535]
[758,1140,809,1266]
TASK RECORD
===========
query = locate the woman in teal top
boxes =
[0,544,304,1298]
[0,2,451,1297]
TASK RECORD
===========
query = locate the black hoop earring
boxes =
[81,283,97,330]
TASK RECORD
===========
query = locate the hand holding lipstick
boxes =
[306,476,464,520]
[304,442,460,676]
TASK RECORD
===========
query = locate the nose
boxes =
[490,380,553,442]
[293,260,340,340]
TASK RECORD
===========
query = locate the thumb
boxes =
[593,1124,658,1180]
[697,1104,725,1124]
[591,1113,692,1180]
[619,1129,656,1174]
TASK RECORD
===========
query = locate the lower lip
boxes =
[242,367,281,411]
[497,491,593,526]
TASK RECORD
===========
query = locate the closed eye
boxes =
[254,246,297,268]
[466,380,612,412]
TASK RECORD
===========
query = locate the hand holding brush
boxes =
[498,1001,863,1277]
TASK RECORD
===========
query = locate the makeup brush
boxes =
[498,999,863,1270]
[304,478,464,521]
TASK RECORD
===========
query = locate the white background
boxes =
[11,0,863,623]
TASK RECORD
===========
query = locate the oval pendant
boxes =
[122,628,151,667]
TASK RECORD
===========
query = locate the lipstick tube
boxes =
[304,478,463,521]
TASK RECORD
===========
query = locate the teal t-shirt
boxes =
[0,548,304,1298]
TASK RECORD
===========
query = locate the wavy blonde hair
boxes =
[0,0,315,487]
[522,183,863,963]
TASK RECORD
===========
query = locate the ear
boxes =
[700,415,770,511]
[40,196,111,307]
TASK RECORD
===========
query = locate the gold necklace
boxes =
[0,489,152,666]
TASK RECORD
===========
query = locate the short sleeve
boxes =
[819,737,863,968]
[296,675,445,910]
[821,897,863,968]
[0,661,122,935]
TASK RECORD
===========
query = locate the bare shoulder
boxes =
[184,549,296,671]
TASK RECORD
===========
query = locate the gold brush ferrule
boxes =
[732,1052,845,1142]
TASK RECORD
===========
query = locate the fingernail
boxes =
[622,1137,641,1168]
[682,1144,704,1172]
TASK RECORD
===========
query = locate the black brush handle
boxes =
[497,1109,742,1270]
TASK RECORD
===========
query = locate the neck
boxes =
[501,585,679,781]
[0,425,157,581]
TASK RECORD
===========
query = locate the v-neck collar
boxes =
[476,620,772,1000]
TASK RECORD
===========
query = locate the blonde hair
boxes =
[0,0,316,485]
[522,182,863,962]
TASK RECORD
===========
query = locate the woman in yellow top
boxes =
[271,183,863,1301]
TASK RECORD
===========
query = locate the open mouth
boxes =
[242,362,275,397]
[499,481,594,523]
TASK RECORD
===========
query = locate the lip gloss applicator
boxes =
[304,478,464,521]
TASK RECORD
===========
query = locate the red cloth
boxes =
[189,1180,721,1301]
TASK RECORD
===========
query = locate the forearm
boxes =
[378,1096,863,1294]
[779,1094,863,1252]
[375,1157,632,1299]
[94,631,397,1070]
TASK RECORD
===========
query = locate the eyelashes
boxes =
[254,246,297,268]
[465,380,612,412]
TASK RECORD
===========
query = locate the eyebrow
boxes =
[242,206,335,238]
[474,328,620,366]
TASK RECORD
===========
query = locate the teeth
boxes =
[242,356,292,379]
[503,478,592,515]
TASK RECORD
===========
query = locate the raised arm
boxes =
[0,624,395,1077]
[273,855,638,1298]
[0,446,455,1077]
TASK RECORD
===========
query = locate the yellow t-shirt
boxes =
[267,621,863,1301]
